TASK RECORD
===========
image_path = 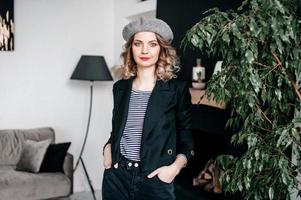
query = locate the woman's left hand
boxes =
[147,163,181,184]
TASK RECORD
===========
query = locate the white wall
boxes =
[0,0,114,192]
[0,0,157,194]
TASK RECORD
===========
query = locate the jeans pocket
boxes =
[154,175,172,185]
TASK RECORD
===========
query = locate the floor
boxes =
[56,190,101,200]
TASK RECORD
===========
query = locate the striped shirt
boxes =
[120,89,152,161]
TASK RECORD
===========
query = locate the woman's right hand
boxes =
[103,143,112,169]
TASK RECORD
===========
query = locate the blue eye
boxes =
[133,42,140,47]
[150,43,157,47]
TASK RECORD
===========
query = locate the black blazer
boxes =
[105,77,194,173]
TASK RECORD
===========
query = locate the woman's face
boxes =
[131,32,161,69]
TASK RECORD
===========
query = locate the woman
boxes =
[102,17,194,200]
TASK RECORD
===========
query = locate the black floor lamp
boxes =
[71,55,113,200]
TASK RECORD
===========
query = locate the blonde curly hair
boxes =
[120,33,180,81]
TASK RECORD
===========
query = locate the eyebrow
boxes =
[133,39,158,43]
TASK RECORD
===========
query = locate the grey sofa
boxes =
[0,127,73,200]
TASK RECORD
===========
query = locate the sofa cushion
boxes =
[40,142,71,172]
[0,166,71,200]
[0,127,55,166]
[16,139,51,173]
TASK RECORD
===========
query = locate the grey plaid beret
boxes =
[122,17,174,42]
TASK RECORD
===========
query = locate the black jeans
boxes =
[102,156,175,200]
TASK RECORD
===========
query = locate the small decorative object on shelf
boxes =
[213,61,223,75]
[192,58,206,89]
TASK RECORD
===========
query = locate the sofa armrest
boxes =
[63,153,73,194]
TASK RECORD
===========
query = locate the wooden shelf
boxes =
[189,88,225,109]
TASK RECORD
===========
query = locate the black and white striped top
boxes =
[120,89,152,161]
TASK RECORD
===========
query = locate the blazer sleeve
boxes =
[176,82,194,161]
[103,83,116,153]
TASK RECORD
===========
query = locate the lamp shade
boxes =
[71,55,113,81]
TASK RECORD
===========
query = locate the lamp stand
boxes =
[74,81,97,200]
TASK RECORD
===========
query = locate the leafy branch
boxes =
[183,0,301,199]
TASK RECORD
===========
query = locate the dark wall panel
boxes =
[157,2,243,199]
[157,0,242,84]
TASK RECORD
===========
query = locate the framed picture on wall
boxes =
[0,0,14,51]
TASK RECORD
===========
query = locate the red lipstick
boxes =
[139,57,150,61]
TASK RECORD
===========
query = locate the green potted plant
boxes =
[183,0,301,199]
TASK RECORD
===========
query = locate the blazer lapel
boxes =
[113,78,175,141]
[114,78,132,139]
[143,80,175,137]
